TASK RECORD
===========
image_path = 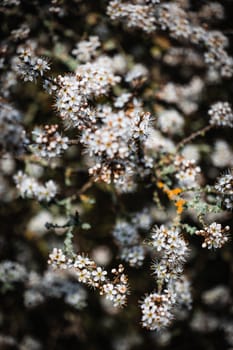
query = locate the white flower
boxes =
[76,269,91,283]
[73,255,92,269]
[92,267,107,282]
[48,248,66,267]
[33,57,50,76]
[14,171,57,202]
[103,283,117,301]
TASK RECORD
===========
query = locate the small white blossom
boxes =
[14,171,57,202]
[72,36,100,62]
[92,267,107,282]
[208,102,233,128]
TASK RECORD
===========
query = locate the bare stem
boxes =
[68,139,79,145]
[176,124,213,151]
[71,178,94,201]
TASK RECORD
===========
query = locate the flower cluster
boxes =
[215,172,233,194]
[141,275,192,331]
[16,45,50,82]
[208,102,233,128]
[202,285,231,306]
[145,129,175,154]
[169,276,192,310]
[13,36,152,189]
[140,290,174,330]
[174,156,201,188]
[0,261,27,290]
[1,0,232,342]
[72,36,100,62]
[48,248,129,308]
[24,270,87,310]
[113,221,139,246]
[198,2,224,21]
[81,104,151,184]
[14,171,57,202]
[1,0,20,6]
[211,141,233,168]
[113,219,147,267]
[55,55,120,129]
[10,23,30,41]
[140,225,190,330]
[0,101,27,154]
[107,1,233,77]
[156,77,204,115]
[157,109,184,135]
[150,225,189,283]
[125,64,148,86]
[163,47,203,68]
[195,222,229,249]
[31,124,69,158]
[107,1,157,33]
[215,171,233,210]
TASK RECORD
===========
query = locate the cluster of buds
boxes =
[48,248,129,308]
[31,124,69,158]
[89,162,128,185]
[195,222,229,249]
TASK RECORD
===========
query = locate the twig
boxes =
[176,124,213,151]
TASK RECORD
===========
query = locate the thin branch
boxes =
[176,124,213,151]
